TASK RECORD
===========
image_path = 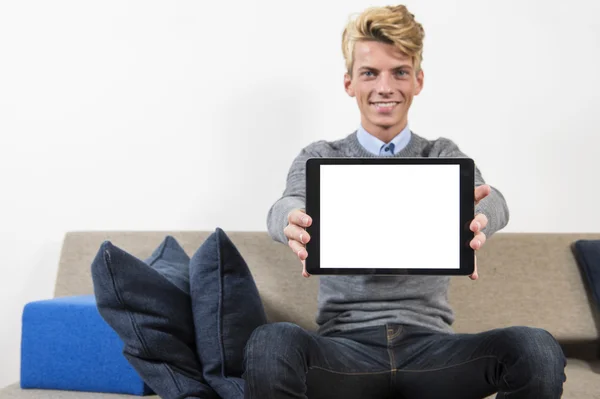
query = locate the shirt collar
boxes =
[356,123,412,156]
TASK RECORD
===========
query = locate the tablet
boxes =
[305,157,475,275]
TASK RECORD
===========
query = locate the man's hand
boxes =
[285,209,312,278]
[284,186,491,280]
[469,184,491,280]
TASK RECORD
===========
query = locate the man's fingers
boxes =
[474,184,491,205]
[469,255,479,280]
[289,239,310,277]
[470,232,487,250]
[284,224,310,244]
[287,209,312,228]
[286,208,312,278]
[288,238,307,261]
[302,259,310,278]
[470,213,488,233]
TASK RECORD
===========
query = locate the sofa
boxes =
[1,231,599,399]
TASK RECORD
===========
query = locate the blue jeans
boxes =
[243,322,566,399]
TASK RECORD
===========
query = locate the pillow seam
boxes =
[103,249,151,358]
[147,238,168,267]
[216,231,245,395]
[216,231,228,379]
[104,247,186,396]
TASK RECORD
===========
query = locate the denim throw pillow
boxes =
[91,236,218,399]
[190,228,267,399]
[572,240,600,312]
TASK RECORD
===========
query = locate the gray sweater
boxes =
[267,130,510,335]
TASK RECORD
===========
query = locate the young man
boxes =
[244,5,566,398]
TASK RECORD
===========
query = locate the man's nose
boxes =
[377,73,393,95]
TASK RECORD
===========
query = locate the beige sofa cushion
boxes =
[54,232,600,341]
[450,234,600,340]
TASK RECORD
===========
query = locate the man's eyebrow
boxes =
[357,65,413,71]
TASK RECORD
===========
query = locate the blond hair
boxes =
[342,5,425,76]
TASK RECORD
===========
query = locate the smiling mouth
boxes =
[370,101,400,113]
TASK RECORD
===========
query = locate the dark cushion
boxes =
[190,228,267,399]
[91,236,218,399]
[145,236,191,294]
[572,240,600,311]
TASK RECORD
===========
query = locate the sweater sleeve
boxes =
[436,138,510,238]
[267,145,320,245]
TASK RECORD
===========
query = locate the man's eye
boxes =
[362,71,374,77]
[395,70,408,76]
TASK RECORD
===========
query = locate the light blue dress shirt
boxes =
[357,124,412,156]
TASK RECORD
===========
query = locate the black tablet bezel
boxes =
[305,157,475,276]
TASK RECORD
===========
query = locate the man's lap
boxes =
[245,322,565,399]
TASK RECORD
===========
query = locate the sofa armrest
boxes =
[20,295,150,395]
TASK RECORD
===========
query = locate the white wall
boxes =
[1,0,598,388]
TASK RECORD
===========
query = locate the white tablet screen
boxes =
[319,164,460,269]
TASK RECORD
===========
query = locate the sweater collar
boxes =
[356,124,412,156]
[346,128,426,158]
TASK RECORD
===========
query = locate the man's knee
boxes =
[504,327,565,365]
[244,322,311,371]
[246,322,309,351]
[500,327,566,391]
[243,323,313,398]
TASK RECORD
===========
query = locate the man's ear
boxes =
[414,69,424,95]
[344,73,355,97]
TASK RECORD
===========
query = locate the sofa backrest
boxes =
[54,231,600,343]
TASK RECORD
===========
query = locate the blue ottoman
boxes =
[21,295,152,395]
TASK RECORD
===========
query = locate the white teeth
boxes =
[373,102,397,107]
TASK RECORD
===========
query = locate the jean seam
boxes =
[389,327,402,340]
[244,331,256,394]
[386,346,396,377]
[392,355,503,374]
[308,366,391,376]
[388,347,396,369]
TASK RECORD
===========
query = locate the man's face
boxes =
[344,40,424,139]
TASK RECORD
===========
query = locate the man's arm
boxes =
[437,138,510,238]
[267,145,321,245]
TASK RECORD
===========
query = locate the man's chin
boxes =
[369,117,404,131]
